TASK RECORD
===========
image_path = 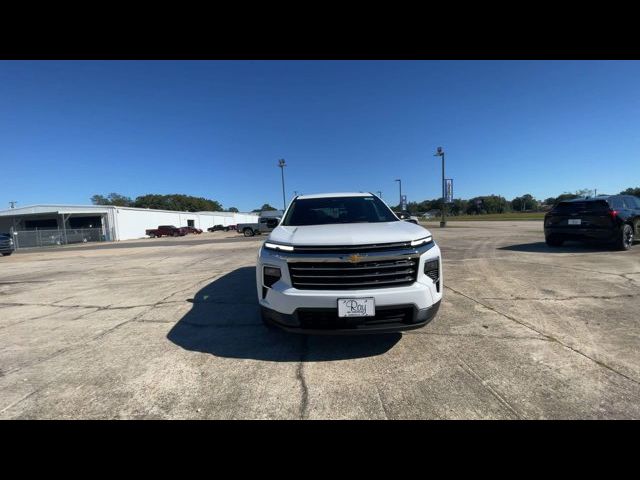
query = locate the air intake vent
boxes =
[424,258,440,292]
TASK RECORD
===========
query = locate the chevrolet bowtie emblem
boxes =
[347,254,365,263]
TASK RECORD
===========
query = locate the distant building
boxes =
[0,204,259,246]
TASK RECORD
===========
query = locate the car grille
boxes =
[288,258,419,290]
[291,241,418,254]
[297,306,415,329]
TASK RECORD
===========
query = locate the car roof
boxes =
[563,196,612,203]
[295,192,373,200]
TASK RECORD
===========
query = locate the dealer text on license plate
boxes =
[338,298,375,317]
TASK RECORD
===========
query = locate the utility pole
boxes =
[278,159,286,212]
[394,179,402,209]
[434,147,446,227]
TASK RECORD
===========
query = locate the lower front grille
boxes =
[288,258,419,290]
[297,307,415,330]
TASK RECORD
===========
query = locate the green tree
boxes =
[90,193,133,207]
[253,203,277,212]
[228,207,239,212]
[554,192,580,204]
[620,187,640,196]
[91,194,108,205]
[511,194,537,212]
[133,194,222,212]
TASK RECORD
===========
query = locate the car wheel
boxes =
[545,235,564,247]
[617,224,634,250]
[243,228,255,237]
[2,252,12,256]
[173,232,179,237]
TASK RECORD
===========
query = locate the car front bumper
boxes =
[261,300,441,334]
[256,242,443,334]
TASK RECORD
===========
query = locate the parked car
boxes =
[208,224,230,232]
[257,192,442,333]
[544,195,640,250]
[237,217,281,237]
[145,225,187,238]
[183,226,203,234]
[394,210,420,224]
[0,233,15,256]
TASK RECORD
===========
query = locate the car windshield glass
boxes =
[554,200,609,213]
[282,196,399,226]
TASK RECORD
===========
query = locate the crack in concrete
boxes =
[481,293,638,302]
[445,285,640,387]
[405,331,551,342]
[296,336,309,420]
[0,384,49,416]
[502,259,640,283]
[375,385,390,420]
[0,306,79,331]
[456,355,522,419]
[1,274,223,380]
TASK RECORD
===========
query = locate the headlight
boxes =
[264,242,294,252]
[411,236,432,247]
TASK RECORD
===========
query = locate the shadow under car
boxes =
[166,266,401,362]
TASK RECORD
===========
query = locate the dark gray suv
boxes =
[0,233,15,256]
[544,195,640,250]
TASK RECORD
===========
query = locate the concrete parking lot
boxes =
[1,223,639,419]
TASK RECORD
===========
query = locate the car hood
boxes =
[268,221,431,246]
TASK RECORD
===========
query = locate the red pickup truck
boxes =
[145,225,187,238]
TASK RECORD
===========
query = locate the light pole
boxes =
[394,179,402,209]
[278,159,286,212]
[434,147,446,227]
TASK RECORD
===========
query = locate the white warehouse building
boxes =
[0,204,259,247]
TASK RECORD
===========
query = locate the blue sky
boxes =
[1,60,639,212]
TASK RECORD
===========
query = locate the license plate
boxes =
[568,219,582,225]
[337,298,375,317]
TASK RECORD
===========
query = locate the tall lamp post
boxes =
[434,147,446,227]
[394,179,402,209]
[278,159,286,212]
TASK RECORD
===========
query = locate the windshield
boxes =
[282,196,399,226]
[554,200,609,213]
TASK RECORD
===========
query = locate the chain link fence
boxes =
[12,228,106,249]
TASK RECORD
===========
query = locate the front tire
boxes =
[243,228,255,237]
[545,235,564,247]
[616,224,634,251]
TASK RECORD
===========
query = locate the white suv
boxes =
[256,192,442,334]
